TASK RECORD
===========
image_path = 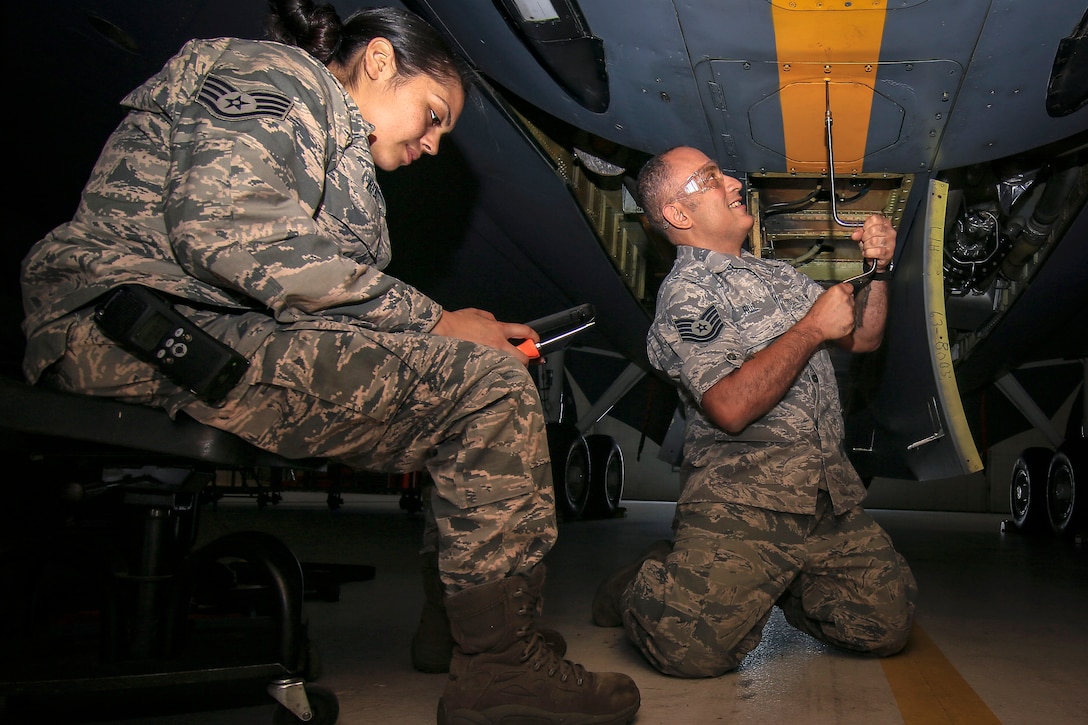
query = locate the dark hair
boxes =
[637,150,678,231]
[266,0,473,91]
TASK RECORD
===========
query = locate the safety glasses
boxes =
[669,163,724,202]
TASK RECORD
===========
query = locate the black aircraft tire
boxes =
[584,433,624,519]
[1010,446,1053,533]
[547,423,591,520]
[1047,439,1086,538]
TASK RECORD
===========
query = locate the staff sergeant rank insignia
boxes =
[676,306,723,344]
[197,75,292,121]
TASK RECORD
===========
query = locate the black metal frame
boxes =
[0,377,334,722]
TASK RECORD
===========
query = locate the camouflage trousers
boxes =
[622,489,917,678]
[46,310,558,594]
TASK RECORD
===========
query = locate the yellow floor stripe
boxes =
[881,624,1002,724]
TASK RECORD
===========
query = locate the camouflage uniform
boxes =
[633,245,916,677]
[20,38,557,592]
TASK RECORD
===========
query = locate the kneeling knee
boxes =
[867,620,914,657]
[628,627,746,679]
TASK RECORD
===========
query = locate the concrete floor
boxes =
[3,491,1086,725]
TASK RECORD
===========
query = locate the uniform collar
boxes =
[677,244,756,274]
[311,55,375,149]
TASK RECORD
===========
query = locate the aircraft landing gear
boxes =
[546,425,625,521]
[1009,446,1052,533]
[584,433,624,519]
[533,343,631,522]
[1007,437,1086,540]
[547,423,591,520]
[1047,439,1086,538]
[1001,366,1085,542]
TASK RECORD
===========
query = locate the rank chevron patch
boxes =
[676,306,723,343]
[197,75,293,121]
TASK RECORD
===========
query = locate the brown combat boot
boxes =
[438,566,640,725]
[591,539,673,627]
[412,551,567,673]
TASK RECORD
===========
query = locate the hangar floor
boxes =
[3,491,1086,725]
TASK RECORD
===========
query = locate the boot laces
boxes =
[518,629,586,686]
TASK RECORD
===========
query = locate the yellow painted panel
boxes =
[771,1,887,172]
[923,180,984,473]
